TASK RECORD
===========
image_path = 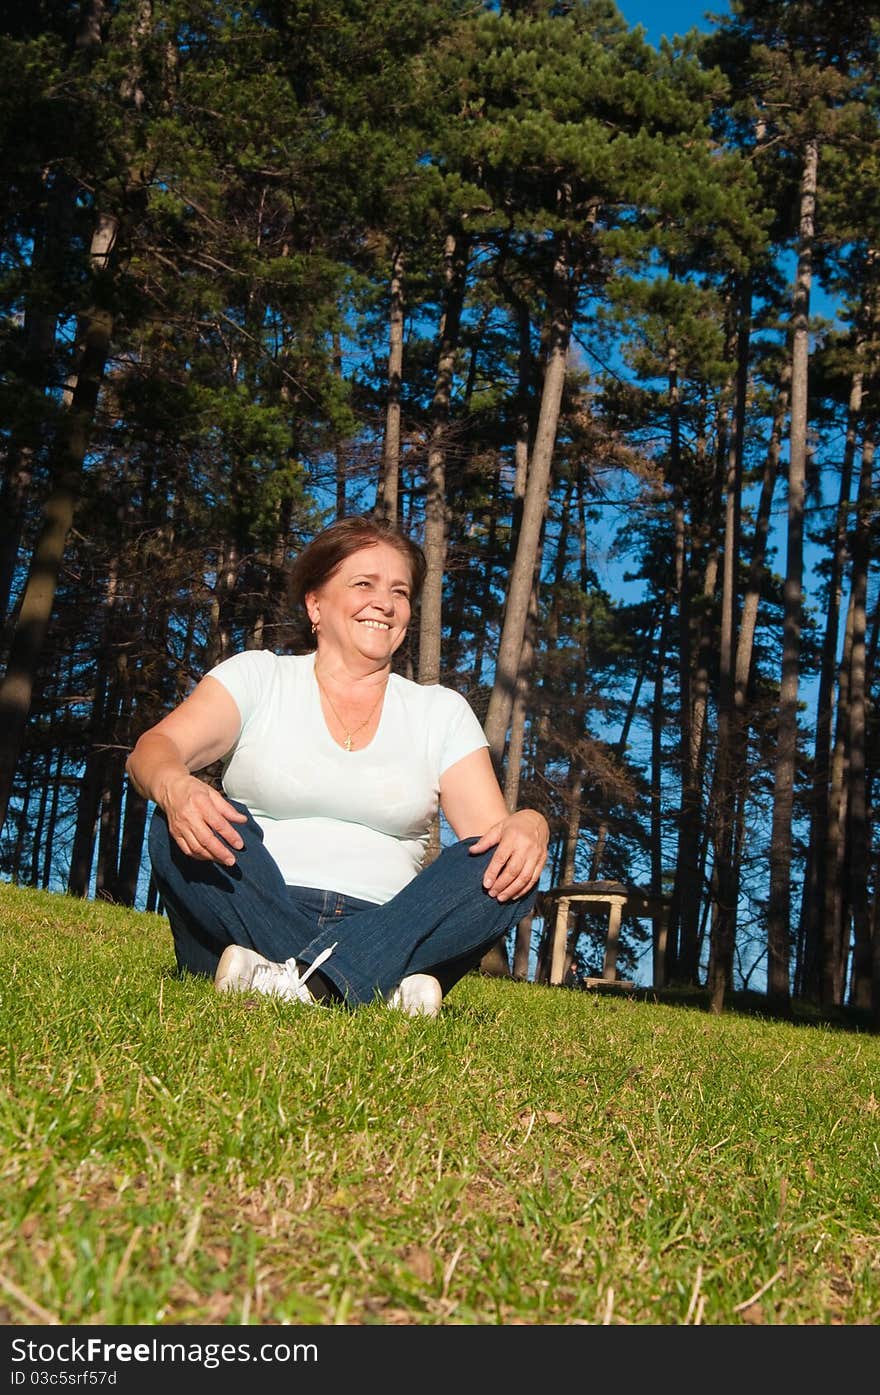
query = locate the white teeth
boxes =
[359,620,390,630]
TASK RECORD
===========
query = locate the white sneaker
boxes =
[214,942,336,1004]
[387,973,442,1018]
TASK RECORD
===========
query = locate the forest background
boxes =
[1,0,879,1025]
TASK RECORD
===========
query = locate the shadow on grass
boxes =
[613,983,874,1035]
[474,969,877,1035]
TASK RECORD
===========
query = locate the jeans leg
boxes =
[149,811,534,1008]
[147,805,326,976]
[426,946,494,997]
[295,838,536,1006]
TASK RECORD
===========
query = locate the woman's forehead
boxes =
[335,542,411,581]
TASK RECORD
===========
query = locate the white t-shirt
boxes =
[207,650,489,904]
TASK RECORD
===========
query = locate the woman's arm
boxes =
[125,676,247,866]
[439,747,549,903]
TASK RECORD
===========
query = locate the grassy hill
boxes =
[1,880,877,1326]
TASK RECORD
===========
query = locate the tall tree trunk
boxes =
[799,349,862,999]
[708,278,751,1013]
[666,340,696,982]
[499,288,540,806]
[873,887,880,1032]
[734,373,787,707]
[513,298,532,514]
[419,231,468,686]
[505,288,535,558]
[67,659,112,898]
[116,782,149,906]
[252,491,293,652]
[41,742,65,890]
[94,557,128,900]
[845,427,874,1010]
[0,187,71,627]
[29,753,52,888]
[720,371,788,988]
[497,296,541,980]
[67,553,132,898]
[867,586,880,1028]
[205,536,239,670]
[651,601,670,987]
[8,750,35,881]
[0,0,119,623]
[550,770,583,985]
[679,516,718,981]
[469,476,500,691]
[589,615,655,878]
[0,211,119,834]
[332,329,347,520]
[484,228,579,764]
[511,909,535,981]
[503,580,540,813]
[95,752,125,901]
[767,136,818,1011]
[377,245,405,524]
[68,750,104,898]
[824,590,854,1005]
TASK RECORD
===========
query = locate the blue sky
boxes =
[616,1,730,45]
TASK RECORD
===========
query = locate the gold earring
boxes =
[311,621,318,634]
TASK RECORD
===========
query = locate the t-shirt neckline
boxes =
[308,651,392,756]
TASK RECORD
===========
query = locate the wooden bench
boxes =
[538,880,670,988]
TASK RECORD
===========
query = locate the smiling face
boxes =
[305,541,413,670]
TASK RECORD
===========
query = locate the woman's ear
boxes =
[304,590,319,628]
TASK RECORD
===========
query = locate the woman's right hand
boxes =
[125,675,247,866]
[161,773,247,867]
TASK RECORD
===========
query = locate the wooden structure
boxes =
[537,881,670,989]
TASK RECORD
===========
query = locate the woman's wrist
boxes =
[128,734,191,812]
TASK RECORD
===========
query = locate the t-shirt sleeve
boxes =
[437,688,490,776]
[205,650,272,727]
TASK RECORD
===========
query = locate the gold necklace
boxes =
[315,671,386,751]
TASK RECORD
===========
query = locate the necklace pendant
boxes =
[344,734,353,752]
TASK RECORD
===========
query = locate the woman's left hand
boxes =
[468,808,549,903]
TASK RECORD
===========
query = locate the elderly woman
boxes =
[127,515,548,1017]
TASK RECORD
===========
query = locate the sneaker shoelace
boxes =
[251,941,336,1003]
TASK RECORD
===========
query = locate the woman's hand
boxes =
[468,808,549,903]
[440,749,548,902]
[160,772,247,867]
[126,676,246,866]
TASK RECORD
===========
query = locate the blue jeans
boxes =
[147,804,535,1007]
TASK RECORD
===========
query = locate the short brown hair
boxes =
[288,515,426,645]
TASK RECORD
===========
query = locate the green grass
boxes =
[1,881,878,1326]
